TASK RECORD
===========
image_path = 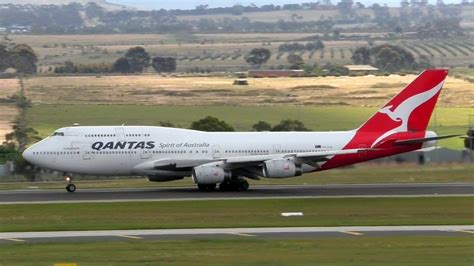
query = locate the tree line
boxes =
[163,116,310,132]
[351,44,430,72]
[246,43,429,74]
[278,40,325,52]
[55,46,177,74]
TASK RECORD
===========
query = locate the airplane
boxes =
[22,69,458,193]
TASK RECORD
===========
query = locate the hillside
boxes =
[0,0,129,10]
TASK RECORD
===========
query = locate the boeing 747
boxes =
[22,69,457,192]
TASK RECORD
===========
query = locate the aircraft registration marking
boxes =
[227,232,256,237]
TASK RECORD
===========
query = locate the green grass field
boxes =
[27,105,473,149]
[1,236,473,266]
[0,197,472,232]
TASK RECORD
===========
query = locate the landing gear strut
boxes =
[196,179,249,192]
[197,183,216,191]
[64,174,76,193]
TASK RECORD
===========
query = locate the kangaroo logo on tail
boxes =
[372,80,445,146]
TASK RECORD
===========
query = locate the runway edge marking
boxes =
[227,232,256,237]
[2,238,26,242]
[116,235,143,240]
[450,229,474,235]
[340,231,364,236]
[1,194,473,205]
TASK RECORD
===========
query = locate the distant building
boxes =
[345,65,378,74]
[248,69,304,78]
[7,25,31,33]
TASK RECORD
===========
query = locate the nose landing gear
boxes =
[64,174,76,193]
[66,183,76,193]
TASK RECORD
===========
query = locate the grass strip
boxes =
[0,197,472,232]
[1,236,473,265]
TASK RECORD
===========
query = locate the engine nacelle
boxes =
[192,164,231,184]
[263,159,302,178]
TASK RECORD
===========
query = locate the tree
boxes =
[305,40,325,50]
[190,116,234,132]
[252,121,272,131]
[5,118,40,152]
[287,54,304,69]
[8,44,38,74]
[125,46,150,73]
[245,48,271,69]
[151,56,177,73]
[371,44,415,72]
[0,44,10,72]
[417,55,432,70]
[113,57,131,73]
[351,47,371,64]
[272,119,310,131]
[55,60,77,73]
[337,0,354,19]
[158,121,175,127]
[85,2,104,18]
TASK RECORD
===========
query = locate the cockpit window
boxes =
[52,132,64,136]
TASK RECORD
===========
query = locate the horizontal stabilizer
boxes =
[394,134,461,146]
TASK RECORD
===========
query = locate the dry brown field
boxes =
[0,79,20,98]
[23,74,474,107]
[0,79,20,142]
[0,105,18,143]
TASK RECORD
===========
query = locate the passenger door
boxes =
[273,144,281,154]
[141,149,151,160]
[115,127,126,142]
[212,145,220,158]
[82,144,92,160]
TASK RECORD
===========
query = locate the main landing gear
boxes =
[197,179,249,192]
[219,179,249,191]
[64,174,76,193]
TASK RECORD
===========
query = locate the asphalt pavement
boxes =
[0,183,472,204]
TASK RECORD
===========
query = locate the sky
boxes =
[109,0,462,10]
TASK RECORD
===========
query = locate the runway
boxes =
[0,183,472,204]
[0,225,473,244]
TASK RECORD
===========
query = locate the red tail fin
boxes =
[358,69,448,135]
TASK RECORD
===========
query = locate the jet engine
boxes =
[263,159,302,178]
[192,164,231,184]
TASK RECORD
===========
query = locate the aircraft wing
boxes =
[132,158,214,174]
[134,148,370,175]
[225,148,369,166]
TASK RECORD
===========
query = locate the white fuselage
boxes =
[23,126,355,176]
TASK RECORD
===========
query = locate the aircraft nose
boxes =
[22,148,34,163]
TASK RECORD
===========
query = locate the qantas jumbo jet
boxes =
[23,69,457,192]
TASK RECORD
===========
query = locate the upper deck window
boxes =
[52,132,64,136]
